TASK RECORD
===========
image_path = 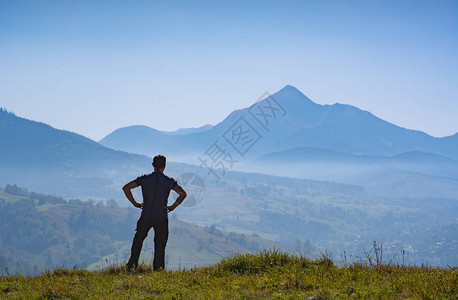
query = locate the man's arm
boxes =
[122,181,143,209]
[165,185,187,212]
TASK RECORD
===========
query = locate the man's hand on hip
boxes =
[165,204,177,213]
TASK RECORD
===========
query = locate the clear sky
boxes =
[1,0,457,140]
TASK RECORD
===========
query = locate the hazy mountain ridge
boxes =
[98,86,458,198]
[242,146,458,198]
[0,109,151,197]
[99,85,458,161]
[0,109,149,168]
[248,146,458,171]
[161,124,214,135]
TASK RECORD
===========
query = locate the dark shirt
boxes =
[134,172,178,220]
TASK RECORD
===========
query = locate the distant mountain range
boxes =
[1,85,457,198]
[161,124,214,135]
[100,85,458,162]
[242,146,458,198]
[100,86,458,162]
[99,85,458,197]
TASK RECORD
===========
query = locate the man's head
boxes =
[152,154,166,171]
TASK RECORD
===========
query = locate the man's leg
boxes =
[152,219,169,271]
[127,217,153,270]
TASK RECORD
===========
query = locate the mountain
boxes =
[98,85,457,197]
[99,125,221,163]
[0,109,151,197]
[100,85,458,162]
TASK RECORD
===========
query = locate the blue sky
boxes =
[1,0,457,140]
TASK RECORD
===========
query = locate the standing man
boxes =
[123,154,187,272]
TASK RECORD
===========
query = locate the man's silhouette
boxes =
[123,154,187,272]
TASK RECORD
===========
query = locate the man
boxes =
[123,154,187,272]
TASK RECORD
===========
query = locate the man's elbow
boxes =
[122,184,130,192]
[181,191,187,198]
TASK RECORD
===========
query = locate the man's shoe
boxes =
[126,263,137,273]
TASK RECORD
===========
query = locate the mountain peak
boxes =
[281,84,300,91]
[270,85,316,107]
[277,85,305,96]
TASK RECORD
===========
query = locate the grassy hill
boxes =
[0,250,455,299]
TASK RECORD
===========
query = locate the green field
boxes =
[1,250,456,299]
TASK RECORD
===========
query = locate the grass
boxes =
[0,249,456,299]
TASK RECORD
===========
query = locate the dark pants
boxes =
[127,217,168,271]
